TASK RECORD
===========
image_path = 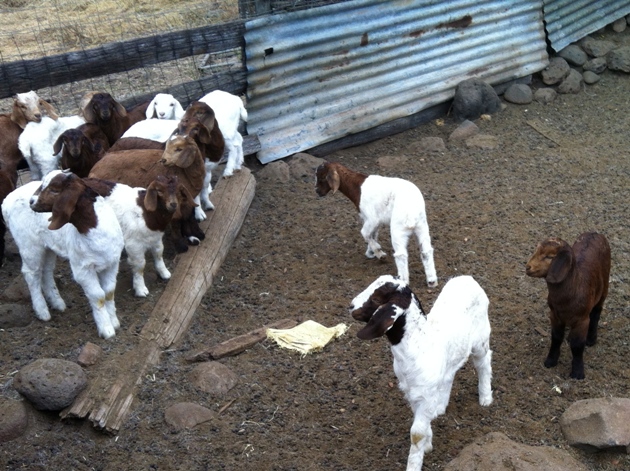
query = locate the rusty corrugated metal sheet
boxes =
[544,0,630,52]
[245,0,548,163]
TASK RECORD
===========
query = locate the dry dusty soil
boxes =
[2,39,630,471]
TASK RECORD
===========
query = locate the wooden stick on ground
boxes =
[61,167,256,434]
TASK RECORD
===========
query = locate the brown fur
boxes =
[81,92,149,145]
[108,137,165,152]
[525,232,611,379]
[315,161,367,210]
[54,123,111,178]
[0,161,17,266]
[178,101,225,163]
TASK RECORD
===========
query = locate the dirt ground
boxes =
[2,42,630,471]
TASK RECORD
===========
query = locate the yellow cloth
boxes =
[266,320,348,355]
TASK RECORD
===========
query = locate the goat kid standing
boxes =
[315,161,437,287]
[350,275,493,471]
[525,232,611,379]
[2,171,124,339]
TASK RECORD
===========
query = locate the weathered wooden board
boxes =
[61,167,256,434]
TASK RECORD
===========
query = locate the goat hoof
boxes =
[569,370,585,380]
[544,357,558,368]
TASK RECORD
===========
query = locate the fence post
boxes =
[238,0,272,18]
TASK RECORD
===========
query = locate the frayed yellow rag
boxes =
[266,320,349,354]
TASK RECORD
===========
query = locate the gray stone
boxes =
[581,37,615,57]
[0,277,30,303]
[420,136,446,153]
[612,18,627,33]
[557,69,583,94]
[288,153,324,182]
[533,88,557,104]
[541,57,570,85]
[451,78,501,123]
[465,134,498,150]
[607,46,630,73]
[0,399,29,443]
[583,57,607,74]
[558,44,588,66]
[443,431,589,471]
[449,120,479,142]
[188,362,238,395]
[560,397,630,452]
[77,342,103,367]
[503,83,533,104]
[257,160,290,182]
[164,402,215,430]
[582,71,601,85]
[13,359,87,411]
[0,304,32,329]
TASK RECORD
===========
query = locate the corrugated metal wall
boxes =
[245,0,548,163]
[544,0,630,52]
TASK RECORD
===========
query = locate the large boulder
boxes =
[451,78,502,123]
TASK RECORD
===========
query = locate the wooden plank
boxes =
[61,168,256,433]
[187,318,298,362]
[0,21,245,98]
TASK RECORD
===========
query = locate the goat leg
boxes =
[544,318,564,368]
[586,304,603,346]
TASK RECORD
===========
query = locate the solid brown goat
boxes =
[81,92,149,145]
[525,232,611,379]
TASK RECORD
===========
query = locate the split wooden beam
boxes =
[61,167,256,434]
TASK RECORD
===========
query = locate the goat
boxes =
[525,232,611,379]
[350,275,493,471]
[315,161,437,287]
[53,123,111,178]
[0,91,58,178]
[81,91,149,145]
[84,175,184,297]
[0,160,17,266]
[88,134,206,252]
[18,115,86,180]
[1,170,124,339]
[145,93,185,120]
[121,118,179,142]
[198,90,247,177]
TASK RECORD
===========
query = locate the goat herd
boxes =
[0,88,613,470]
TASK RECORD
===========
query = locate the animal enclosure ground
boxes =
[2,43,630,471]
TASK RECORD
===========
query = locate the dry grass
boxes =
[0,0,239,61]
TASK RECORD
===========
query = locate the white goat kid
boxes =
[198,90,247,177]
[145,93,185,120]
[1,170,124,339]
[350,275,493,471]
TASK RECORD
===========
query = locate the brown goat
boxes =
[81,92,149,145]
[88,134,206,252]
[525,232,611,379]
[178,101,225,164]
[54,123,111,178]
[0,160,17,266]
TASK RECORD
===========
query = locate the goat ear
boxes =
[145,98,157,119]
[48,186,81,230]
[327,169,340,194]
[144,184,158,212]
[546,247,573,283]
[195,124,212,144]
[11,104,28,129]
[82,103,97,123]
[114,101,128,117]
[39,100,59,120]
[53,133,65,155]
[356,304,398,340]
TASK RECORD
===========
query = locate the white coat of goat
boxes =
[145,93,185,120]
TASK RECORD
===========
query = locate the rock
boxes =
[164,402,215,430]
[558,44,588,66]
[583,57,607,74]
[12,359,87,411]
[257,160,290,182]
[541,57,570,85]
[0,399,29,443]
[557,69,583,94]
[443,431,589,471]
[465,134,498,150]
[607,46,630,73]
[560,397,630,452]
[612,18,627,33]
[188,362,238,395]
[580,37,615,57]
[451,78,501,122]
[449,120,479,142]
[0,277,30,303]
[77,342,103,367]
[0,304,32,329]
[534,88,557,104]
[288,153,324,182]
[503,83,533,104]
[582,71,601,85]
[420,136,446,153]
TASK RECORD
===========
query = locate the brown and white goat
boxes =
[81,91,149,145]
[525,232,611,379]
[315,161,438,287]
[54,123,111,178]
